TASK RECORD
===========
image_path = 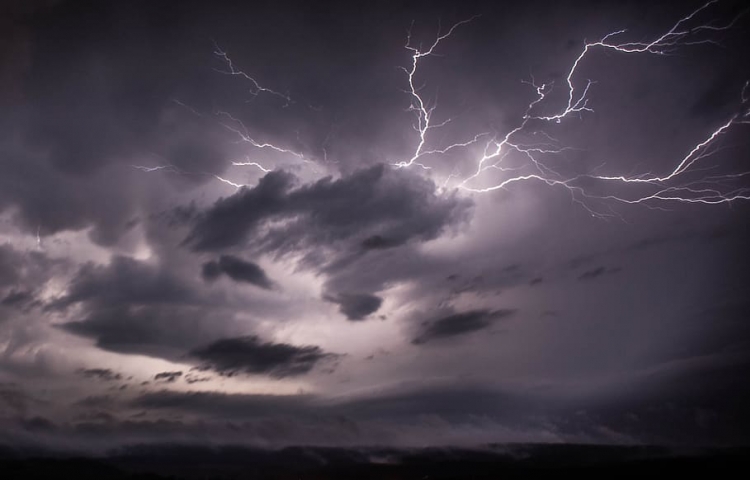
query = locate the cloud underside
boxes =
[51,255,333,378]
[189,336,337,377]
[185,165,472,257]
[324,292,383,321]
[202,255,274,289]
[413,309,516,344]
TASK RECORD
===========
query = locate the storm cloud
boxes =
[154,371,183,383]
[0,0,749,456]
[413,309,516,345]
[77,369,123,382]
[52,256,196,309]
[324,293,383,321]
[186,165,472,256]
[201,255,274,289]
[577,266,622,281]
[189,336,339,378]
[54,255,239,359]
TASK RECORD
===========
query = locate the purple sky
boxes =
[0,0,749,452]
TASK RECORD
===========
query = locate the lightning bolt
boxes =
[212,40,293,105]
[215,110,308,163]
[232,158,271,173]
[392,16,484,170]
[133,2,749,213]
[212,175,247,188]
[131,164,182,174]
[133,53,310,189]
[395,1,750,214]
[130,162,253,190]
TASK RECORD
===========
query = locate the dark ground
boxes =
[0,443,747,479]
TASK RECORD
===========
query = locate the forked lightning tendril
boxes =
[395,0,749,215]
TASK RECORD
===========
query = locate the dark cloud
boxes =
[413,309,516,345]
[577,266,622,281]
[15,0,233,178]
[0,0,238,244]
[55,255,234,359]
[132,390,313,418]
[53,256,193,309]
[1,290,34,307]
[0,245,64,322]
[62,304,222,358]
[76,369,122,382]
[185,374,211,384]
[201,255,274,290]
[564,224,747,272]
[185,165,472,258]
[189,336,338,378]
[128,384,531,426]
[0,245,63,291]
[20,416,57,433]
[154,371,182,383]
[184,170,294,251]
[360,235,403,251]
[324,293,383,321]
[636,299,750,368]
[74,395,115,409]
[0,245,20,288]
[0,383,30,415]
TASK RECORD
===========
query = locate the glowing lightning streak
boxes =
[232,159,271,173]
[216,110,307,163]
[134,43,310,189]
[394,1,749,211]
[393,16,484,169]
[212,175,246,188]
[135,3,749,209]
[131,164,178,173]
[212,41,292,105]
[131,163,249,190]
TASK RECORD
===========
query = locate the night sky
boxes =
[1,0,749,453]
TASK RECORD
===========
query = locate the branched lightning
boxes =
[393,16,485,170]
[132,44,311,189]
[131,161,253,189]
[131,2,749,214]
[215,110,307,163]
[395,1,750,214]
[212,40,293,105]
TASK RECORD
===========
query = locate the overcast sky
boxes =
[1,0,749,452]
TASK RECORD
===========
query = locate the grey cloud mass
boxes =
[324,293,383,321]
[54,256,193,309]
[189,336,339,378]
[185,165,472,256]
[52,255,240,359]
[154,371,183,383]
[413,309,516,345]
[77,368,123,382]
[577,266,622,281]
[201,255,275,289]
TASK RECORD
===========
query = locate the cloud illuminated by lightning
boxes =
[132,2,749,213]
[133,68,310,189]
[394,1,750,214]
